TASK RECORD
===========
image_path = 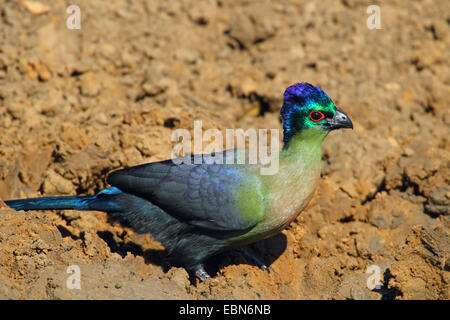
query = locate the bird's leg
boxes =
[235,248,270,273]
[193,264,211,282]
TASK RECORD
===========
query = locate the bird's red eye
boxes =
[309,111,325,122]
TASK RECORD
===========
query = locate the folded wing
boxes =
[107,151,265,231]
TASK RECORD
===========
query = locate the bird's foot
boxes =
[194,265,211,282]
[236,248,270,273]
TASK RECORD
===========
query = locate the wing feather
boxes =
[107,151,265,231]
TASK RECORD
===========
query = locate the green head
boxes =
[280,83,353,147]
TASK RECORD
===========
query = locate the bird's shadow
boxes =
[96,230,169,270]
[206,233,287,277]
[95,229,287,283]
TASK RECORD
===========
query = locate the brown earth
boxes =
[0,0,448,299]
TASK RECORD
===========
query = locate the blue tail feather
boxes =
[5,187,123,212]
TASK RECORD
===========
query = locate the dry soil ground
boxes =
[0,0,448,299]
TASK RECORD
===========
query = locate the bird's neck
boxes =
[276,127,326,199]
[234,128,327,243]
[280,127,327,165]
[263,128,326,228]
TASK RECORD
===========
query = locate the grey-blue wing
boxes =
[106,151,265,231]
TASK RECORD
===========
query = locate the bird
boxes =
[5,83,353,281]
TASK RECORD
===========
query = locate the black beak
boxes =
[327,108,353,130]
